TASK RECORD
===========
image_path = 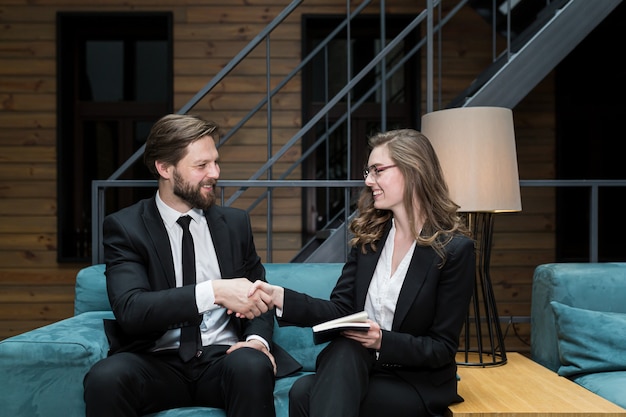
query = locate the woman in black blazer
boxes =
[253,129,475,417]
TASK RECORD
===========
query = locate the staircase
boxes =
[91,0,622,265]
[295,0,622,262]
[452,0,621,108]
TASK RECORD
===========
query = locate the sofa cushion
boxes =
[550,301,626,377]
[146,407,225,417]
[73,263,344,372]
[1,263,343,417]
[273,325,326,372]
[572,371,626,409]
[75,263,111,315]
[265,263,343,371]
[0,311,113,417]
[531,262,626,372]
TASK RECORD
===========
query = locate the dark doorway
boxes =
[57,12,173,262]
[555,2,626,262]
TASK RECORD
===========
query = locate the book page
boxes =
[311,311,370,344]
[312,311,369,333]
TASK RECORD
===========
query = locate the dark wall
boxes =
[555,2,626,261]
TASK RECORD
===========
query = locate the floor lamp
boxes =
[422,106,522,367]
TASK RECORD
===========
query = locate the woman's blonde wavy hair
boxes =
[349,129,471,261]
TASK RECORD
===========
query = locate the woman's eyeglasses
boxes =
[362,164,397,179]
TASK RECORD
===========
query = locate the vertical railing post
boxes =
[380,0,387,132]
[589,184,599,262]
[426,0,434,114]
[265,36,273,262]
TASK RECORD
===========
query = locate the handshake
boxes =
[213,278,285,319]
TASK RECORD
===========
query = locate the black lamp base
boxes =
[457,212,507,367]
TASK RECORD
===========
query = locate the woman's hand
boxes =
[342,319,382,350]
[248,281,285,310]
[214,278,272,319]
[225,280,281,319]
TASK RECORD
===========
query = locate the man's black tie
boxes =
[177,215,201,361]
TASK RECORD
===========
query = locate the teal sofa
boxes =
[0,263,344,417]
[531,262,626,409]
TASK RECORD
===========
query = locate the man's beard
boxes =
[173,169,217,211]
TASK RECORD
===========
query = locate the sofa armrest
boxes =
[0,311,113,417]
[530,262,626,372]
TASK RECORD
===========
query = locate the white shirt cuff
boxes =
[196,280,220,313]
[246,335,270,351]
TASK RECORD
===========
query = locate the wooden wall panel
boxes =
[0,0,558,354]
[0,181,57,198]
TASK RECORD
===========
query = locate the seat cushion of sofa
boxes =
[265,263,343,372]
[0,311,113,417]
[146,407,225,417]
[0,310,112,364]
[272,325,326,373]
[573,371,626,409]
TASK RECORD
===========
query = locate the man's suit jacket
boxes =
[279,222,475,414]
[102,196,300,376]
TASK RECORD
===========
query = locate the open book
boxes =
[311,311,370,344]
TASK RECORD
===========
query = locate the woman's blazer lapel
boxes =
[355,248,380,309]
[392,245,438,330]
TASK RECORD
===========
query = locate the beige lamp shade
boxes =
[421,106,522,213]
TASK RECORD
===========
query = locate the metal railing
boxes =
[90,0,621,266]
[519,179,626,263]
[92,178,626,264]
[92,0,431,263]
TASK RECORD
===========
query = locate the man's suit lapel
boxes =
[142,197,177,287]
[204,206,234,277]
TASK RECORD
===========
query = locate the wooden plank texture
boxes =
[0,0,558,344]
[448,353,626,417]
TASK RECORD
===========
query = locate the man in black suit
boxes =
[83,114,298,417]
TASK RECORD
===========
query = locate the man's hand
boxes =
[227,340,277,376]
[230,281,284,319]
[212,278,273,319]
